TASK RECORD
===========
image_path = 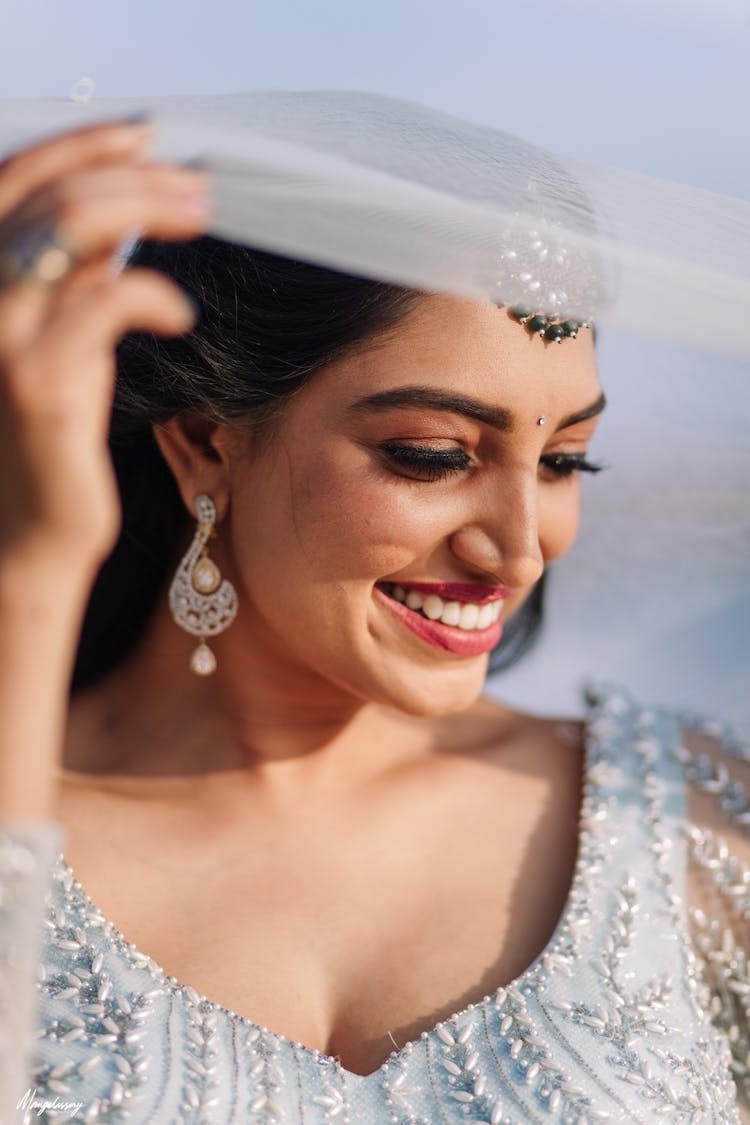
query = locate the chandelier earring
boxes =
[168,494,238,675]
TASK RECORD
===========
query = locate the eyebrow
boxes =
[349,386,607,434]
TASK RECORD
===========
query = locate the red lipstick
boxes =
[373,586,504,658]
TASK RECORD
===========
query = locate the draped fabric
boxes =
[1,90,749,359]
[1,89,747,728]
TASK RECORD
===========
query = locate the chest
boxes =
[35,693,740,1122]
[54,749,581,1077]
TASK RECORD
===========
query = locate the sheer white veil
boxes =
[1,90,748,730]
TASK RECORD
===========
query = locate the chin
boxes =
[352,589,497,715]
[368,658,490,718]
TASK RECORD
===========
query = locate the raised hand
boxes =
[0,116,212,821]
[0,116,210,566]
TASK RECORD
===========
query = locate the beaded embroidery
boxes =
[672,710,750,1113]
[0,684,747,1123]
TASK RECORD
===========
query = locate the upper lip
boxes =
[378,580,511,605]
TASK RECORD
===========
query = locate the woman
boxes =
[1,107,749,1124]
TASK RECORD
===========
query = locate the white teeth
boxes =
[422,594,444,620]
[386,584,504,631]
[440,601,461,627]
[459,603,480,630]
[476,602,496,630]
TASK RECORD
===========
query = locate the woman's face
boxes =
[215,293,603,716]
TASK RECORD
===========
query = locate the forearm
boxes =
[0,550,96,822]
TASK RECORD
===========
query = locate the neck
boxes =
[64,596,434,798]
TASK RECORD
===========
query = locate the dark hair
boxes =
[72,237,545,692]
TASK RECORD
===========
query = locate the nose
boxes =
[448,468,544,589]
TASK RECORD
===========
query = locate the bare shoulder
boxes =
[420,694,586,804]
[450,692,585,755]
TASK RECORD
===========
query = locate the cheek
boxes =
[235,448,454,589]
[538,481,581,563]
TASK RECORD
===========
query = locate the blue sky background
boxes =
[2,0,748,195]
[2,0,749,724]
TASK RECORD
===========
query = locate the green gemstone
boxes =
[544,323,566,342]
[562,319,580,336]
[510,305,532,321]
[528,314,548,333]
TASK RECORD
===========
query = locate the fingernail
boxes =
[121,110,154,126]
[181,156,211,171]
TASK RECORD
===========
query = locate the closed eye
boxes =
[380,444,606,483]
[380,443,471,481]
[540,453,606,479]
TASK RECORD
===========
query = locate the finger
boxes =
[22,161,210,217]
[2,163,210,271]
[0,118,156,218]
[2,269,196,442]
[0,253,195,363]
[0,237,125,352]
[37,250,142,331]
[57,180,211,260]
[51,249,126,299]
[0,173,209,306]
[44,267,198,356]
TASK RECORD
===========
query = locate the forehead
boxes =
[323,293,600,410]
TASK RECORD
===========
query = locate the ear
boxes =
[152,415,235,521]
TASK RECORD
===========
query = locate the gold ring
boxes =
[0,222,75,288]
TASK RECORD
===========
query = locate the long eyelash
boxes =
[381,445,606,483]
[541,453,606,478]
[381,443,471,480]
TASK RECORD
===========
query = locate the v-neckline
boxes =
[52,693,605,1083]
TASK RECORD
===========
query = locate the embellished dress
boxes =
[1,682,750,1124]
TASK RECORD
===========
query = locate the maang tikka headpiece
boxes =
[168,495,238,675]
[507,305,592,343]
[493,172,599,344]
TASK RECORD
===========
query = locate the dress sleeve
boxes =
[680,716,750,1122]
[0,819,65,1122]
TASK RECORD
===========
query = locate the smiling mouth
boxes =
[377,582,504,632]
